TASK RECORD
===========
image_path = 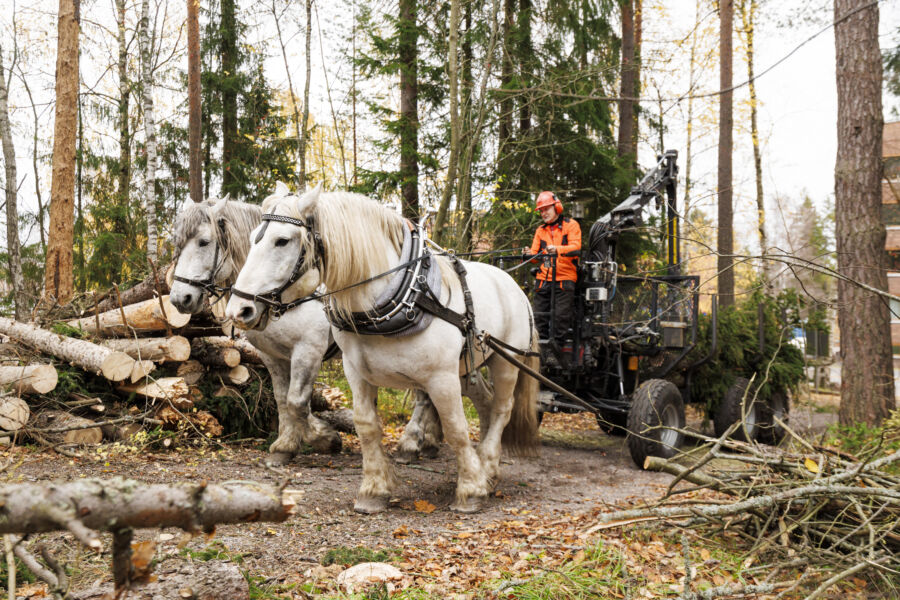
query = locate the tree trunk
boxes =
[0,318,135,381]
[220,0,238,193]
[617,0,636,159]
[633,0,642,153]
[684,0,700,226]
[433,0,460,245]
[517,0,532,135]
[458,1,474,251]
[398,0,419,220]
[271,0,302,190]
[228,335,264,364]
[67,296,190,336]
[139,0,158,264]
[834,0,895,425]
[739,0,767,281]
[0,42,27,321]
[43,0,80,307]
[101,336,191,363]
[717,0,734,306]
[20,77,47,253]
[0,364,58,395]
[299,0,312,189]
[114,0,131,282]
[187,0,202,202]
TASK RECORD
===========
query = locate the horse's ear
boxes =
[274,181,291,196]
[210,195,228,214]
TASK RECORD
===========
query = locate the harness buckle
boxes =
[405,308,417,321]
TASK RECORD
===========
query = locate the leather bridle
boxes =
[172,217,231,302]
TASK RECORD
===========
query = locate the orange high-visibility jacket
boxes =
[529,216,582,284]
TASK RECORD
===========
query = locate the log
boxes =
[101,336,191,363]
[0,477,292,534]
[130,360,156,384]
[0,396,30,432]
[67,296,190,337]
[0,364,58,395]
[190,338,240,368]
[316,408,355,434]
[93,266,172,313]
[0,318,135,382]
[176,360,205,385]
[117,377,193,410]
[216,364,250,385]
[229,335,264,365]
[100,422,143,441]
[31,410,103,445]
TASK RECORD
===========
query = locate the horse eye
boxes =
[274,238,289,248]
[198,239,210,248]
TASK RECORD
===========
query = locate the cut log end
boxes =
[100,352,136,382]
[0,397,30,432]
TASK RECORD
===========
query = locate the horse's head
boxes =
[226,182,324,330]
[170,196,236,314]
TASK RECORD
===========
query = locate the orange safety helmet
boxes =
[535,191,563,214]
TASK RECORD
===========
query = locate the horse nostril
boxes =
[238,306,255,322]
[183,293,193,306]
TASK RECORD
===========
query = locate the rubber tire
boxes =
[714,377,761,442]
[627,379,686,468]
[758,389,789,445]
[596,411,628,436]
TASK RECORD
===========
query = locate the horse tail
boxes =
[501,328,541,456]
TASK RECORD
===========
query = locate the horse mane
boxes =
[173,198,262,286]
[263,189,408,321]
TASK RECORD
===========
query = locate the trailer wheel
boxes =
[758,389,789,445]
[596,411,628,436]
[627,379,685,468]
[714,377,760,442]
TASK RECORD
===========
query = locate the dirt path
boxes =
[6,404,838,596]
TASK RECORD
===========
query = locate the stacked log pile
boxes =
[587,424,900,597]
[0,285,343,449]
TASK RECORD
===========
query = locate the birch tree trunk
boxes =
[187,0,202,202]
[739,0,767,281]
[834,0,896,425]
[0,41,27,321]
[115,0,131,278]
[717,0,734,306]
[299,0,312,190]
[433,0,460,245]
[139,0,158,263]
[43,0,80,306]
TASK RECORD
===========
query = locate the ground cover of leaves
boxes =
[2,402,858,599]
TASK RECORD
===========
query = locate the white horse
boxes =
[225,184,540,513]
[168,196,341,461]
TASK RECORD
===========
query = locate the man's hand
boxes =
[546,245,557,254]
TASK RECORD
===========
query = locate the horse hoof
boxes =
[420,445,440,460]
[354,496,388,514]
[265,451,294,467]
[393,449,417,465]
[450,496,484,514]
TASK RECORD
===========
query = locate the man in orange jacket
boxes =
[529,191,581,354]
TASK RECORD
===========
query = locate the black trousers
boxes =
[533,280,575,342]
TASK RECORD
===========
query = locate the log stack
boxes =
[0,284,340,449]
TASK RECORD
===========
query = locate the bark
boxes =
[72,559,249,600]
[95,267,171,313]
[717,0,734,306]
[31,410,102,444]
[0,364,58,395]
[230,335,264,364]
[101,336,191,363]
[398,0,419,220]
[139,0,158,263]
[316,407,355,434]
[517,0,531,135]
[299,0,312,189]
[0,397,29,432]
[19,76,46,252]
[497,0,514,169]
[739,0,767,281]
[115,0,131,272]
[0,317,135,382]
[433,0,460,246]
[68,296,191,336]
[190,338,240,368]
[617,0,636,159]
[633,0,642,152]
[457,1,474,251]
[220,0,237,192]
[117,376,192,408]
[834,0,895,425]
[0,41,27,321]
[44,0,80,306]
[176,359,205,385]
[187,0,201,202]
[0,478,292,535]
